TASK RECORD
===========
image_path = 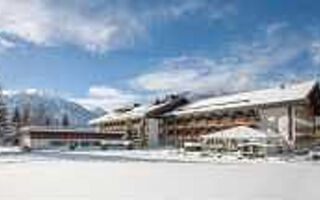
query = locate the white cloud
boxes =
[24,88,39,95]
[73,86,140,111]
[311,41,320,65]
[2,88,57,97]
[0,0,51,45]
[132,23,312,96]
[133,56,253,96]
[3,89,19,96]
[265,22,288,36]
[144,0,235,20]
[0,0,142,52]
[0,0,235,53]
[0,37,15,51]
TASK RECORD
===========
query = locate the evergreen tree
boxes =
[22,104,31,126]
[62,114,69,127]
[54,118,59,127]
[45,116,51,126]
[0,82,12,142]
[12,107,21,127]
[33,103,46,125]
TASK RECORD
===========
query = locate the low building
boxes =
[90,80,320,150]
[19,126,125,150]
[201,126,282,156]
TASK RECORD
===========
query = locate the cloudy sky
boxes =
[0,0,319,111]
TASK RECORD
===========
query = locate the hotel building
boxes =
[90,81,320,150]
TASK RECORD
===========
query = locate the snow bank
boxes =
[40,149,286,164]
[0,146,21,154]
[0,147,310,164]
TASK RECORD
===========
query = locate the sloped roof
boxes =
[89,96,187,125]
[89,102,171,125]
[89,106,147,125]
[170,80,317,116]
[89,80,318,125]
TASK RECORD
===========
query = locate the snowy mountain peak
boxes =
[4,91,104,127]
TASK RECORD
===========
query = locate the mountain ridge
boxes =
[4,91,105,127]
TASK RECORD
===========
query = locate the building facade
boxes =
[89,95,187,148]
[90,81,320,150]
[19,126,125,150]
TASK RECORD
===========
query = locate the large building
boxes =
[89,95,187,148]
[90,81,320,150]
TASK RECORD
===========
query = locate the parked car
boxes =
[183,142,202,152]
[293,148,309,156]
[309,146,320,160]
[100,140,133,150]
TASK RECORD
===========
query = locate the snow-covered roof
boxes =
[89,103,166,125]
[89,81,318,125]
[20,126,100,133]
[89,107,144,125]
[201,126,278,140]
[170,80,317,116]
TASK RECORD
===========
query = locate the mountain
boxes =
[4,91,103,127]
[90,107,107,117]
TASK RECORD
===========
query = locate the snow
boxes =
[0,147,307,165]
[89,98,178,125]
[0,148,298,164]
[20,126,99,133]
[5,91,99,126]
[89,81,318,126]
[89,104,157,125]
[89,106,148,125]
[201,126,279,140]
[171,80,317,116]
[0,150,320,200]
[0,146,21,153]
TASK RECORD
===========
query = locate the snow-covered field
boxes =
[0,149,287,164]
[1,148,320,200]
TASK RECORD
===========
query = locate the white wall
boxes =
[145,118,160,148]
[31,139,51,149]
[259,106,296,147]
[20,133,31,148]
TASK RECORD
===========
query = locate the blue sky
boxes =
[0,0,320,110]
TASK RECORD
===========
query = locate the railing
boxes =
[20,125,98,133]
